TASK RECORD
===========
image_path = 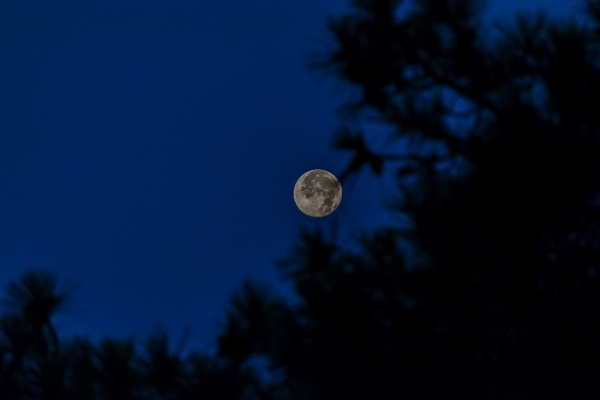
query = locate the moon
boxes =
[294,169,342,217]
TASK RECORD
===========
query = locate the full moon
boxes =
[294,169,342,217]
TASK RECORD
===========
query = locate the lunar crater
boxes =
[294,169,342,217]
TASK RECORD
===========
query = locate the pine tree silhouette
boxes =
[218,0,600,399]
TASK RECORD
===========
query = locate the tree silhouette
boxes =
[0,271,264,400]
[0,270,72,399]
[217,0,600,399]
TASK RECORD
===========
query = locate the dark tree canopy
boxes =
[3,0,600,399]
[217,0,600,399]
[0,271,257,400]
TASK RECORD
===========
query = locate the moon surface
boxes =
[294,169,342,217]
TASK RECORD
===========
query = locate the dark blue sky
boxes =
[0,0,583,352]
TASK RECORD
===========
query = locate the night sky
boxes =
[0,0,584,353]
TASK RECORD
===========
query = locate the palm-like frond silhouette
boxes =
[2,270,70,352]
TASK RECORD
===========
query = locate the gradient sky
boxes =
[0,0,585,353]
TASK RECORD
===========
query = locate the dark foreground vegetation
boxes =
[3,0,600,398]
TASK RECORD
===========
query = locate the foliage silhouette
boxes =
[0,271,263,400]
[217,0,600,399]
